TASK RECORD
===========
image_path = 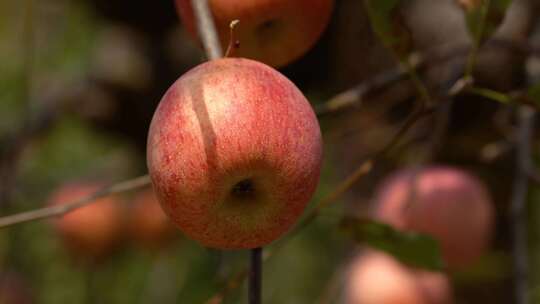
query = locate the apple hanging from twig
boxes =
[147,58,323,249]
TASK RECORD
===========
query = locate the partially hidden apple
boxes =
[48,182,125,261]
[175,0,334,68]
[372,167,495,268]
[346,250,453,304]
[147,58,322,249]
[128,188,179,250]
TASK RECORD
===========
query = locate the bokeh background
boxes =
[1,0,540,303]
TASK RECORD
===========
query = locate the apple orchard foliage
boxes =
[147,58,322,249]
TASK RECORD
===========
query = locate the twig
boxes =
[249,248,262,304]
[191,0,222,60]
[465,0,492,78]
[0,175,150,228]
[224,20,240,58]
[315,54,426,117]
[511,106,534,304]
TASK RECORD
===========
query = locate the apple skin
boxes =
[147,58,322,249]
[175,0,334,68]
[372,167,494,268]
[48,182,125,260]
[128,189,179,249]
[346,251,452,304]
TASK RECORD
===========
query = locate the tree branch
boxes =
[0,175,150,228]
[192,0,222,60]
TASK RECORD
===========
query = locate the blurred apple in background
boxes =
[372,166,495,268]
[147,58,322,249]
[345,250,453,304]
[128,188,178,250]
[175,0,334,68]
[48,182,125,262]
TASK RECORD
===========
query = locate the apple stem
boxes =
[224,20,240,58]
[249,247,262,304]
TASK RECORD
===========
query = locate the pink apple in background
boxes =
[345,250,453,304]
[414,270,453,304]
[175,0,335,68]
[128,188,179,250]
[48,182,125,260]
[372,167,495,268]
[147,58,322,249]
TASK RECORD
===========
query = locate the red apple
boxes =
[147,58,322,249]
[48,182,125,260]
[414,270,453,304]
[372,167,494,268]
[175,0,334,68]
[345,251,453,304]
[128,188,179,249]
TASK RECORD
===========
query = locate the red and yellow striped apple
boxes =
[175,0,334,68]
[147,58,322,249]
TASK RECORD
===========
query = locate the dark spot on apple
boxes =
[257,19,279,35]
[231,179,256,199]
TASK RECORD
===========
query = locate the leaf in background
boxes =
[457,0,513,45]
[364,0,413,60]
[341,217,445,271]
[527,83,540,105]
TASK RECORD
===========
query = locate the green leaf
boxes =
[460,0,513,44]
[364,0,412,59]
[341,217,445,271]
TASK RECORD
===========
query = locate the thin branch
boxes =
[0,175,150,229]
[248,248,262,304]
[511,106,534,304]
[191,0,222,60]
[314,57,421,116]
